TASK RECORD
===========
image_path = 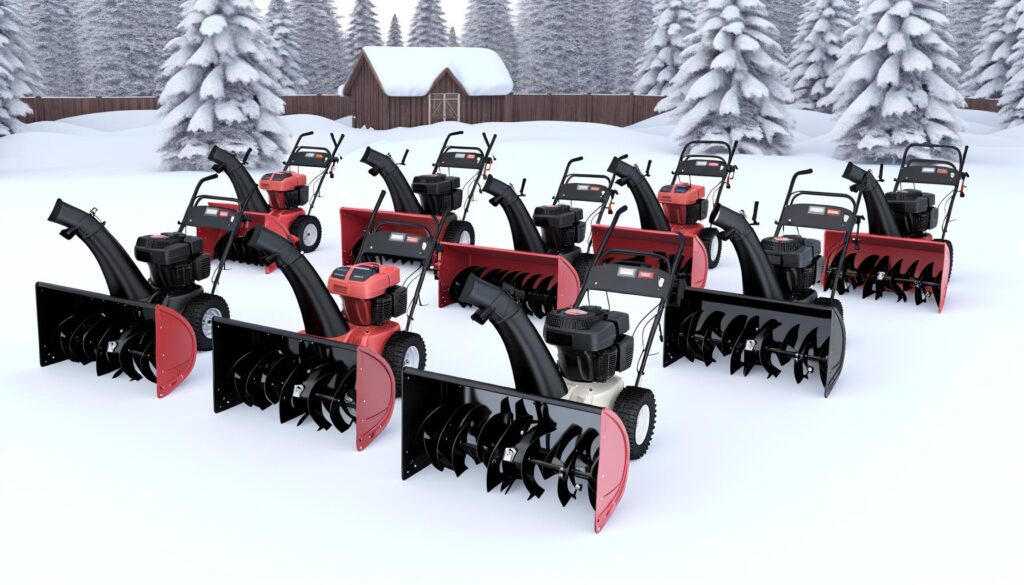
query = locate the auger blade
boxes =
[888,260,908,303]
[475,398,513,466]
[756,320,783,378]
[435,403,480,470]
[697,311,725,366]
[449,405,491,476]
[485,412,534,493]
[419,404,456,470]
[325,368,358,434]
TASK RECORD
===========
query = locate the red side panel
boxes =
[590,224,707,289]
[337,321,401,356]
[154,305,197,398]
[340,208,445,265]
[436,242,581,309]
[354,347,396,451]
[594,409,630,534]
[822,230,951,312]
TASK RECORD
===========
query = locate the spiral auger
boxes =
[450,266,558,318]
[217,235,272,267]
[825,253,944,307]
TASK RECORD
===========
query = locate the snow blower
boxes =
[439,169,614,318]
[341,130,496,264]
[37,198,235,397]
[665,170,856,397]
[597,141,741,288]
[822,144,968,312]
[197,132,343,268]
[401,272,634,533]
[213,188,440,444]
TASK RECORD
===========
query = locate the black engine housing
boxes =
[134,232,211,290]
[760,235,822,301]
[533,204,586,253]
[543,306,634,383]
[412,174,463,215]
[885,189,939,237]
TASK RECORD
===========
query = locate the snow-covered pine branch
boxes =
[821,0,965,162]
[344,0,383,79]
[963,0,1023,101]
[658,0,793,155]
[0,0,39,136]
[635,0,697,97]
[610,0,655,93]
[408,0,448,47]
[948,0,993,80]
[266,0,309,95]
[291,0,346,93]
[81,0,179,96]
[765,0,803,56]
[998,2,1024,126]
[462,0,518,80]
[23,0,84,96]
[517,0,583,93]
[788,0,853,111]
[158,0,288,170]
[387,14,404,47]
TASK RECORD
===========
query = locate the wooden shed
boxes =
[341,47,514,129]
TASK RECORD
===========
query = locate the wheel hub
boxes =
[302,224,318,247]
[635,404,651,445]
[201,308,222,340]
[404,345,421,368]
[458,231,472,244]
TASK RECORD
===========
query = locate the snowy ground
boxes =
[1,110,1022,584]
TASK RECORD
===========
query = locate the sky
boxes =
[253,0,487,36]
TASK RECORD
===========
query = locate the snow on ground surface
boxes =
[1,109,1022,584]
[353,46,514,96]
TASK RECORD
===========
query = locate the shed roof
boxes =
[341,47,514,98]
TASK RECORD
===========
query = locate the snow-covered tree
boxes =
[24,0,84,96]
[963,0,1023,101]
[448,26,459,47]
[291,0,346,93]
[635,0,696,96]
[0,0,38,135]
[517,0,581,93]
[344,0,383,78]
[408,0,448,47]
[266,0,309,94]
[387,14,404,46]
[158,0,288,170]
[788,0,853,110]
[998,3,1024,125]
[463,0,518,80]
[821,0,964,162]
[609,0,654,93]
[765,0,803,56]
[949,1,992,77]
[658,0,793,154]
[82,0,179,95]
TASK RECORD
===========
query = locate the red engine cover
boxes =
[658,183,706,225]
[259,170,307,192]
[327,262,401,301]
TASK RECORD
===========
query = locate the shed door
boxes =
[429,93,461,123]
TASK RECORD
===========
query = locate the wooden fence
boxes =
[509,94,663,126]
[965,98,999,113]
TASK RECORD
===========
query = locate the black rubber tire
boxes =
[182,293,229,352]
[443,220,475,245]
[700,227,722,269]
[572,253,596,282]
[613,386,657,460]
[938,239,953,279]
[383,331,427,398]
[813,297,844,319]
[290,215,322,253]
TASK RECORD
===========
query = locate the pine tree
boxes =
[788,0,853,110]
[387,14,404,46]
[408,0,448,47]
[266,0,309,94]
[963,0,1023,100]
[463,0,518,82]
[577,0,617,93]
[658,0,793,154]
[821,0,964,162]
[23,0,84,96]
[448,26,459,47]
[158,0,288,170]
[291,0,346,93]
[0,0,38,135]
[635,0,696,96]
[81,0,179,96]
[609,0,654,93]
[517,0,580,93]
[949,1,992,78]
[998,2,1024,125]
[344,0,383,78]
[765,0,802,56]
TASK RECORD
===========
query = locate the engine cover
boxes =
[544,307,634,383]
[761,235,823,298]
[135,232,211,289]
[533,204,585,252]
[261,171,309,210]
[328,263,407,326]
[412,173,464,215]
[658,183,708,225]
[885,189,939,237]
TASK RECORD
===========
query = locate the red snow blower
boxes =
[597,141,741,289]
[213,191,442,447]
[439,165,616,318]
[340,131,495,265]
[195,132,343,268]
[664,170,857,396]
[37,198,236,397]
[823,144,968,312]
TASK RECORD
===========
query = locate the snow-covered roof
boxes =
[345,47,514,97]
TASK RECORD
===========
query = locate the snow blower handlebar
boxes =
[893,143,969,241]
[49,199,155,302]
[245,227,349,339]
[176,172,238,295]
[457,275,568,401]
[284,132,345,214]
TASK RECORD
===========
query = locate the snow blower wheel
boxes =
[182,293,229,351]
[290,215,322,252]
[443,220,475,244]
[383,331,427,397]
[700,227,722,268]
[613,386,656,460]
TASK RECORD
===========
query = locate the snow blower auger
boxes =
[438,172,614,318]
[822,144,969,312]
[37,198,236,397]
[401,274,631,533]
[341,130,496,264]
[599,143,740,289]
[664,170,856,397]
[196,132,344,268]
